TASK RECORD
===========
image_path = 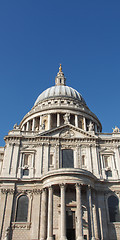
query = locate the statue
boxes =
[88,122,94,131]
[63,113,70,124]
[13,123,19,129]
[42,122,45,130]
[112,126,120,133]
[59,64,62,72]
[35,126,39,131]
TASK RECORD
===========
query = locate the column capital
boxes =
[60,183,66,189]
[48,185,53,190]
[42,188,47,193]
[75,183,82,189]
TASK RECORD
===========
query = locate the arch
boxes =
[108,195,120,222]
[15,195,29,222]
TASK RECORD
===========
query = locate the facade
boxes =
[0,65,120,240]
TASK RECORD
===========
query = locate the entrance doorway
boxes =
[66,211,75,240]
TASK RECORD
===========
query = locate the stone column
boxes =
[95,124,97,133]
[57,113,60,127]
[97,192,108,240]
[30,154,34,178]
[92,145,99,177]
[0,190,7,239]
[114,147,120,178]
[1,188,14,240]
[86,145,93,173]
[17,153,22,178]
[40,188,47,240]
[47,186,53,240]
[76,184,84,240]
[48,114,51,130]
[22,125,25,131]
[1,143,14,177]
[87,186,95,240]
[75,115,78,128]
[10,143,20,177]
[39,115,42,130]
[83,117,86,131]
[101,155,106,179]
[92,191,99,240]
[32,118,35,131]
[60,184,67,240]
[26,121,30,131]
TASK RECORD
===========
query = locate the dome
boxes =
[34,65,86,106]
[34,85,86,106]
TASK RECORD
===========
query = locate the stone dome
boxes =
[20,65,102,133]
[34,85,86,106]
[34,64,86,106]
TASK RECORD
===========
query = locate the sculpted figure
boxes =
[42,122,45,130]
[112,126,120,133]
[63,113,70,124]
[13,123,19,129]
[88,122,94,131]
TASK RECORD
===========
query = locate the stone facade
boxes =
[0,66,120,240]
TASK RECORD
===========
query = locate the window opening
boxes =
[23,169,29,176]
[82,155,85,166]
[15,195,29,222]
[62,149,74,168]
[108,195,120,222]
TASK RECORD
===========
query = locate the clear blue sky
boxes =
[0,1,120,146]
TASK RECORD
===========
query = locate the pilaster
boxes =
[31,190,41,240]
[1,187,14,240]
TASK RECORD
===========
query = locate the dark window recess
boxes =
[105,170,112,178]
[62,149,74,168]
[66,211,75,240]
[108,195,120,222]
[23,169,29,176]
[16,195,29,222]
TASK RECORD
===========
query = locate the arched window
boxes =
[62,149,74,168]
[108,195,120,222]
[16,195,29,222]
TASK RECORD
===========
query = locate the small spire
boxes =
[59,64,62,72]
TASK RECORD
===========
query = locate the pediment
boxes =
[99,148,115,154]
[38,124,98,139]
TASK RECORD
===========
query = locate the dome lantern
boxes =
[55,64,66,86]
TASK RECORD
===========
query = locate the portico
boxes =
[40,181,98,240]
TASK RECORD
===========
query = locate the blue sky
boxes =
[0,1,120,146]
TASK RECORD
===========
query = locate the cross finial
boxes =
[59,64,62,72]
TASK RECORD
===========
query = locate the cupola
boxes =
[55,64,66,86]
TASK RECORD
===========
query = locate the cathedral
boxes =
[0,65,120,240]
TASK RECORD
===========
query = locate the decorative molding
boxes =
[60,129,75,138]
[12,222,31,230]
[1,188,15,194]
[16,189,41,195]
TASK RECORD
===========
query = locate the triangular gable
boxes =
[99,148,115,154]
[37,124,98,139]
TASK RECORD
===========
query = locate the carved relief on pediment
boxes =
[59,129,75,138]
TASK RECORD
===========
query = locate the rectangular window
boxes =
[23,169,29,176]
[50,154,54,165]
[62,149,74,168]
[82,155,85,166]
